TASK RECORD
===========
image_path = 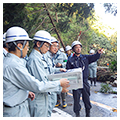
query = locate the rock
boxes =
[111,80,117,87]
[96,67,116,83]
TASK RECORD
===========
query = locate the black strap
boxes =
[38,41,45,54]
[13,41,27,58]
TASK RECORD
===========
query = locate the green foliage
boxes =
[100,83,113,93]
[3,3,94,35]
[104,3,117,16]
[109,60,117,72]
[3,3,117,67]
[3,3,26,32]
[91,31,117,66]
[3,3,48,36]
[56,3,94,20]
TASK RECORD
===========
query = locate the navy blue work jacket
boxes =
[66,52,100,83]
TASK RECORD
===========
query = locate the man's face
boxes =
[73,44,82,54]
[22,41,29,58]
[90,53,94,55]
[50,42,59,54]
[66,50,72,56]
[40,42,50,54]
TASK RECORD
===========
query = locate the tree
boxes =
[3,3,95,54]
[103,3,117,16]
[91,31,117,66]
[3,3,117,67]
[3,3,26,32]
[56,3,94,20]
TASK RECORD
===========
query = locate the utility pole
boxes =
[44,3,66,51]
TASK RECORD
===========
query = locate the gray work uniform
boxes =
[44,51,64,116]
[45,50,67,104]
[3,48,8,59]
[51,50,67,68]
[27,49,61,117]
[3,53,61,117]
[88,61,97,78]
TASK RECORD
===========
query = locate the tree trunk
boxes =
[44,3,65,51]
[56,12,58,23]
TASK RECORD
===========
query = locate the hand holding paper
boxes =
[48,68,83,90]
[60,68,67,72]
[60,78,70,88]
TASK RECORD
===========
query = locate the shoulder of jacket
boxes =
[81,54,88,59]
[68,56,75,62]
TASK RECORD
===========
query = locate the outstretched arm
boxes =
[88,48,103,64]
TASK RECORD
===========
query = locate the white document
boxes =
[47,68,83,90]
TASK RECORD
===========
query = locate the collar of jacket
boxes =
[49,50,61,59]
[7,53,27,66]
[54,50,61,59]
[31,49,43,60]
[74,54,83,60]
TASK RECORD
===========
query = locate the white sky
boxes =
[94,3,117,30]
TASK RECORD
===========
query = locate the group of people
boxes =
[3,26,103,117]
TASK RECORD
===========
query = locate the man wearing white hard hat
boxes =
[65,45,74,59]
[45,37,68,108]
[88,49,97,86]
[66,40,103,117]
[26,32,69,117]
[3,27,69,117]
[60,47,64,52]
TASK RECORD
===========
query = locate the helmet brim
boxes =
[5,38,32,43]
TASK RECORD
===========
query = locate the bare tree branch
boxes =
[48,27,55,32]
[27,8,46,15]
[30,16,48,36]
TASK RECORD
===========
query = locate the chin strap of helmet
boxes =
[13,41,27,58]
[38,41,45,54]
[75,52,80,55]
[73,47,81,55]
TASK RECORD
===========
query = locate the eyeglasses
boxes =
[74,47,81,49]
[44,44,50,49]
[27,46,30,49]
[26,45,30,50]
[52,45,59,48]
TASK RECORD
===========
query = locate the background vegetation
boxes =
[3,3,117,70]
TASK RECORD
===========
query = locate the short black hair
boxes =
[8,40,27,52]
[3,41,7,48]
[33,40,39,48]
[33,40,46,48]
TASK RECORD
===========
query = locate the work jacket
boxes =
[89,61,97,68]
[44,50,68,115]
[66,53,74,60]
[46,50,67,69]
[3,48,8,59]
[66,52,100,83]
[44,50,64,116]
[26,49,62,117]
[3,53,61,117]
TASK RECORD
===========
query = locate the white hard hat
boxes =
[6,26,32,43]
[71,40,82,48]
[3,32,6,41]
[51,36,58,43]
[60,48,64,52]
[65,45,72,51]
[33,30,51,44]
[89,49,95,54]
